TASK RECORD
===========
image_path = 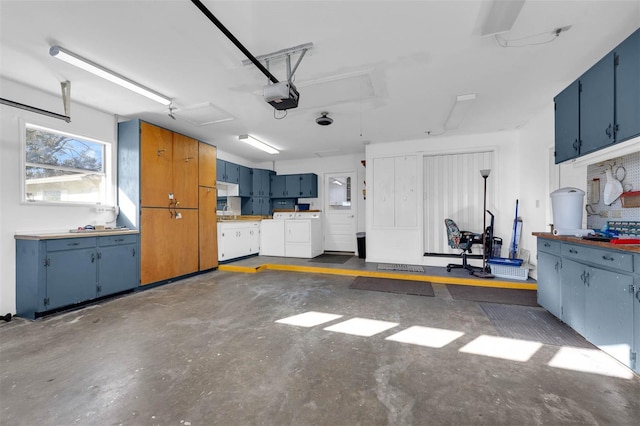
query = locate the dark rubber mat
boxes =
[309,254,353,264]
[480,303,594,348]
[349,276,434,297]
[446,284,538,306]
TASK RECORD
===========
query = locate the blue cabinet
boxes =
[238,165,252,197]
[252,168,273,197]
[299,173,318,198]
[615,28,640,142]
[16,233,139,319]
[216,159,239,183]
[241,197,272,216]
[537,237,638,371]
[554,29,640,163]
[579,52,615,155]
[270,173,318,198]
[536,239,562,318]
[554,81,580,163]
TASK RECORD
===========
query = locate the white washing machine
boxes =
[284,212,323,258]
[259,212,295,256]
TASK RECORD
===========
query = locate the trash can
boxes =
[550,187,585,230]
[356,232,366,259]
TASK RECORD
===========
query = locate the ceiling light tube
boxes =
[238,134,279,154]
[49,45,172,105]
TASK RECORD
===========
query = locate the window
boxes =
[24,124,110,204]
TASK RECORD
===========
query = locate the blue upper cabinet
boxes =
[252,168,273,197]
[554,81,580,163]
[615,28,640,142]
[270,173,318,198]
[238,165,252,197]
[299,173,318,198]
[270,174,287,197]
[579,52,615,155]
[554,28,640,163]
[216,159,239,183]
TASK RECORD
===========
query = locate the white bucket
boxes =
[550,187,585,230]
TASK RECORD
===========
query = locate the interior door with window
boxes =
[324,172,357,252]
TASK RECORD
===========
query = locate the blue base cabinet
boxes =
[16,233,139,319]
[536,236,638,372]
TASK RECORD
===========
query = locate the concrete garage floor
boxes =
[1,268,639,425]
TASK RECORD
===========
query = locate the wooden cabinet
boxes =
[198,142,218,271]
[118,120,205,286]
[199,186,218,270]
[198,142,217,188]
[15,233,139,319]
[554,29,640,163]
[536,237,638,371]
[140,207,198,284]
[140,122,198,208]
[217,221,260,261]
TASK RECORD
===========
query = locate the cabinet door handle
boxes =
[543,242,550,247]
[114,238,124,242]
[605,124,612,138]
[91,253,95,263]
[572,139,579,150]
[636,288,640,302]
[584,272,590,286]
[68,242,80,246]
[569,249,578,254]
[132,248,136,257]
[602,255,614,261]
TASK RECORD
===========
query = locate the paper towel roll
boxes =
[553,228,595,237]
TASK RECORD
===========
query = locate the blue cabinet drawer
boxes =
[99,234,138,247]
[47,237,96,252]
[538,238,561,256]
[561,243,634,273]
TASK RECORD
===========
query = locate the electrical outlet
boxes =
[612,210,622,218]
[599,211,609,218]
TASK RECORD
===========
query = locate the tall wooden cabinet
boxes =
[198,142,218,271]
[118,120,214,285]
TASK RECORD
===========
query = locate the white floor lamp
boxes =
[474,169,494,279]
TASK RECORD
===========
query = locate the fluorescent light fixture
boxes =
[238,134,279,154]
[49,45,172,105]
[444,93,477,130]
[479,0,526,36]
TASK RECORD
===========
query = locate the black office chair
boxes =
[445,218,482,274]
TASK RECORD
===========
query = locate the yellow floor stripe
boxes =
[219,263,536,290]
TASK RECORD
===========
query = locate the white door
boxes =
[324,172,357,252]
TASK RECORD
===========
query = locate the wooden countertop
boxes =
[533,232,640,254]
[15,229,139,240]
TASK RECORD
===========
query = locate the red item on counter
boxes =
[610,238,640,245]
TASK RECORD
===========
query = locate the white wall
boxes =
[366,130,529,267]
[1,79,117,315]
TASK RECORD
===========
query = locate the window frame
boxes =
[21,121,114,206]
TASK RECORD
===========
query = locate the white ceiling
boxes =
[1,0,639,162]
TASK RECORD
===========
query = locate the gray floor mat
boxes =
[480,303,594,348]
